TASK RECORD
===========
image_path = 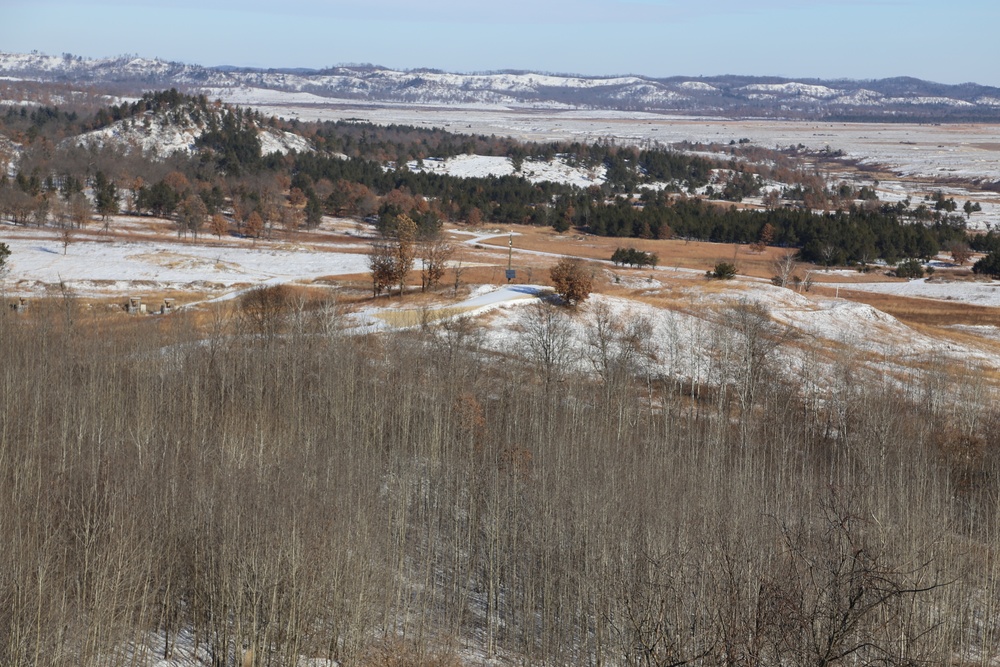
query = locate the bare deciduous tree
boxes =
[368,241,398,298]
[0,273,987,667]
[239,284,292,337]
[520,300,576,386]
[419,236,454,292]
[725,299,787,447]
[69,192,92,228]
[949,242,973,266]
[771,250,800,288]
[178,194,207,238]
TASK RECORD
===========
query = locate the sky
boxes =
[3,0,1000,86]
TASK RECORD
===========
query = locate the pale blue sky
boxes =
[3,0,999,86]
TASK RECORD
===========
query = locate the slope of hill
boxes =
[51,92,315,158]
[0,134,21,176]
[3,51,1000,121]
[71,110,312,158]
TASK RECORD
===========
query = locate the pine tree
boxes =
[0,242,10,276]
[305,195,323,229]
[93,171,119,222]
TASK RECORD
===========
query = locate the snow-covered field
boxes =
[824,276,1000,307]
[2,234,368,296]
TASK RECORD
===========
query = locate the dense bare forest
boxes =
[1,292,999,666]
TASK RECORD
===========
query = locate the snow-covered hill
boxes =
[67,103,313,158]
[3,52,1000,120]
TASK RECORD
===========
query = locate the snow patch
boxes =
[259,128,313,155]
[2,234,368,296]
[677,81,718,92]
[740,82,840,99]
[408,154,606,188]
[824,278,1000,308]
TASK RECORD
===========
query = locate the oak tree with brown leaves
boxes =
[550,257,593,306]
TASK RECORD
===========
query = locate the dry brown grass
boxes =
[471,223,815,279]
[374,306,476,328]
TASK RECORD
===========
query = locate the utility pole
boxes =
[505,231,516,283]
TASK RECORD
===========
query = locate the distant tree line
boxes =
[582,195,964,265]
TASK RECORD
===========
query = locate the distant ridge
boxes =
[2,51,1000,122]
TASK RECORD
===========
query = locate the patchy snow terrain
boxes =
[7,206,999,389]
[2,234,367,297]
[344,273,1000,396]
[824,276,1000,307]
[236,101,1000,229]
[458,281,1000,399]
[234,99,1000,186]
[69,105,313,158]
[408,154,606,188]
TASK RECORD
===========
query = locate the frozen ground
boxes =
[823,276,1000,307]
[116,629,335,667]
[459,283,552,309]
[462,280,1000,396]
[347,284,551,333]
[1,233,368,296]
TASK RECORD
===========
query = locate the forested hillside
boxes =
[1,295,999,666]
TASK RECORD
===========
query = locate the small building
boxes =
[125,296,146,314]
[160,298,176,314]
[10,297,28,313]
